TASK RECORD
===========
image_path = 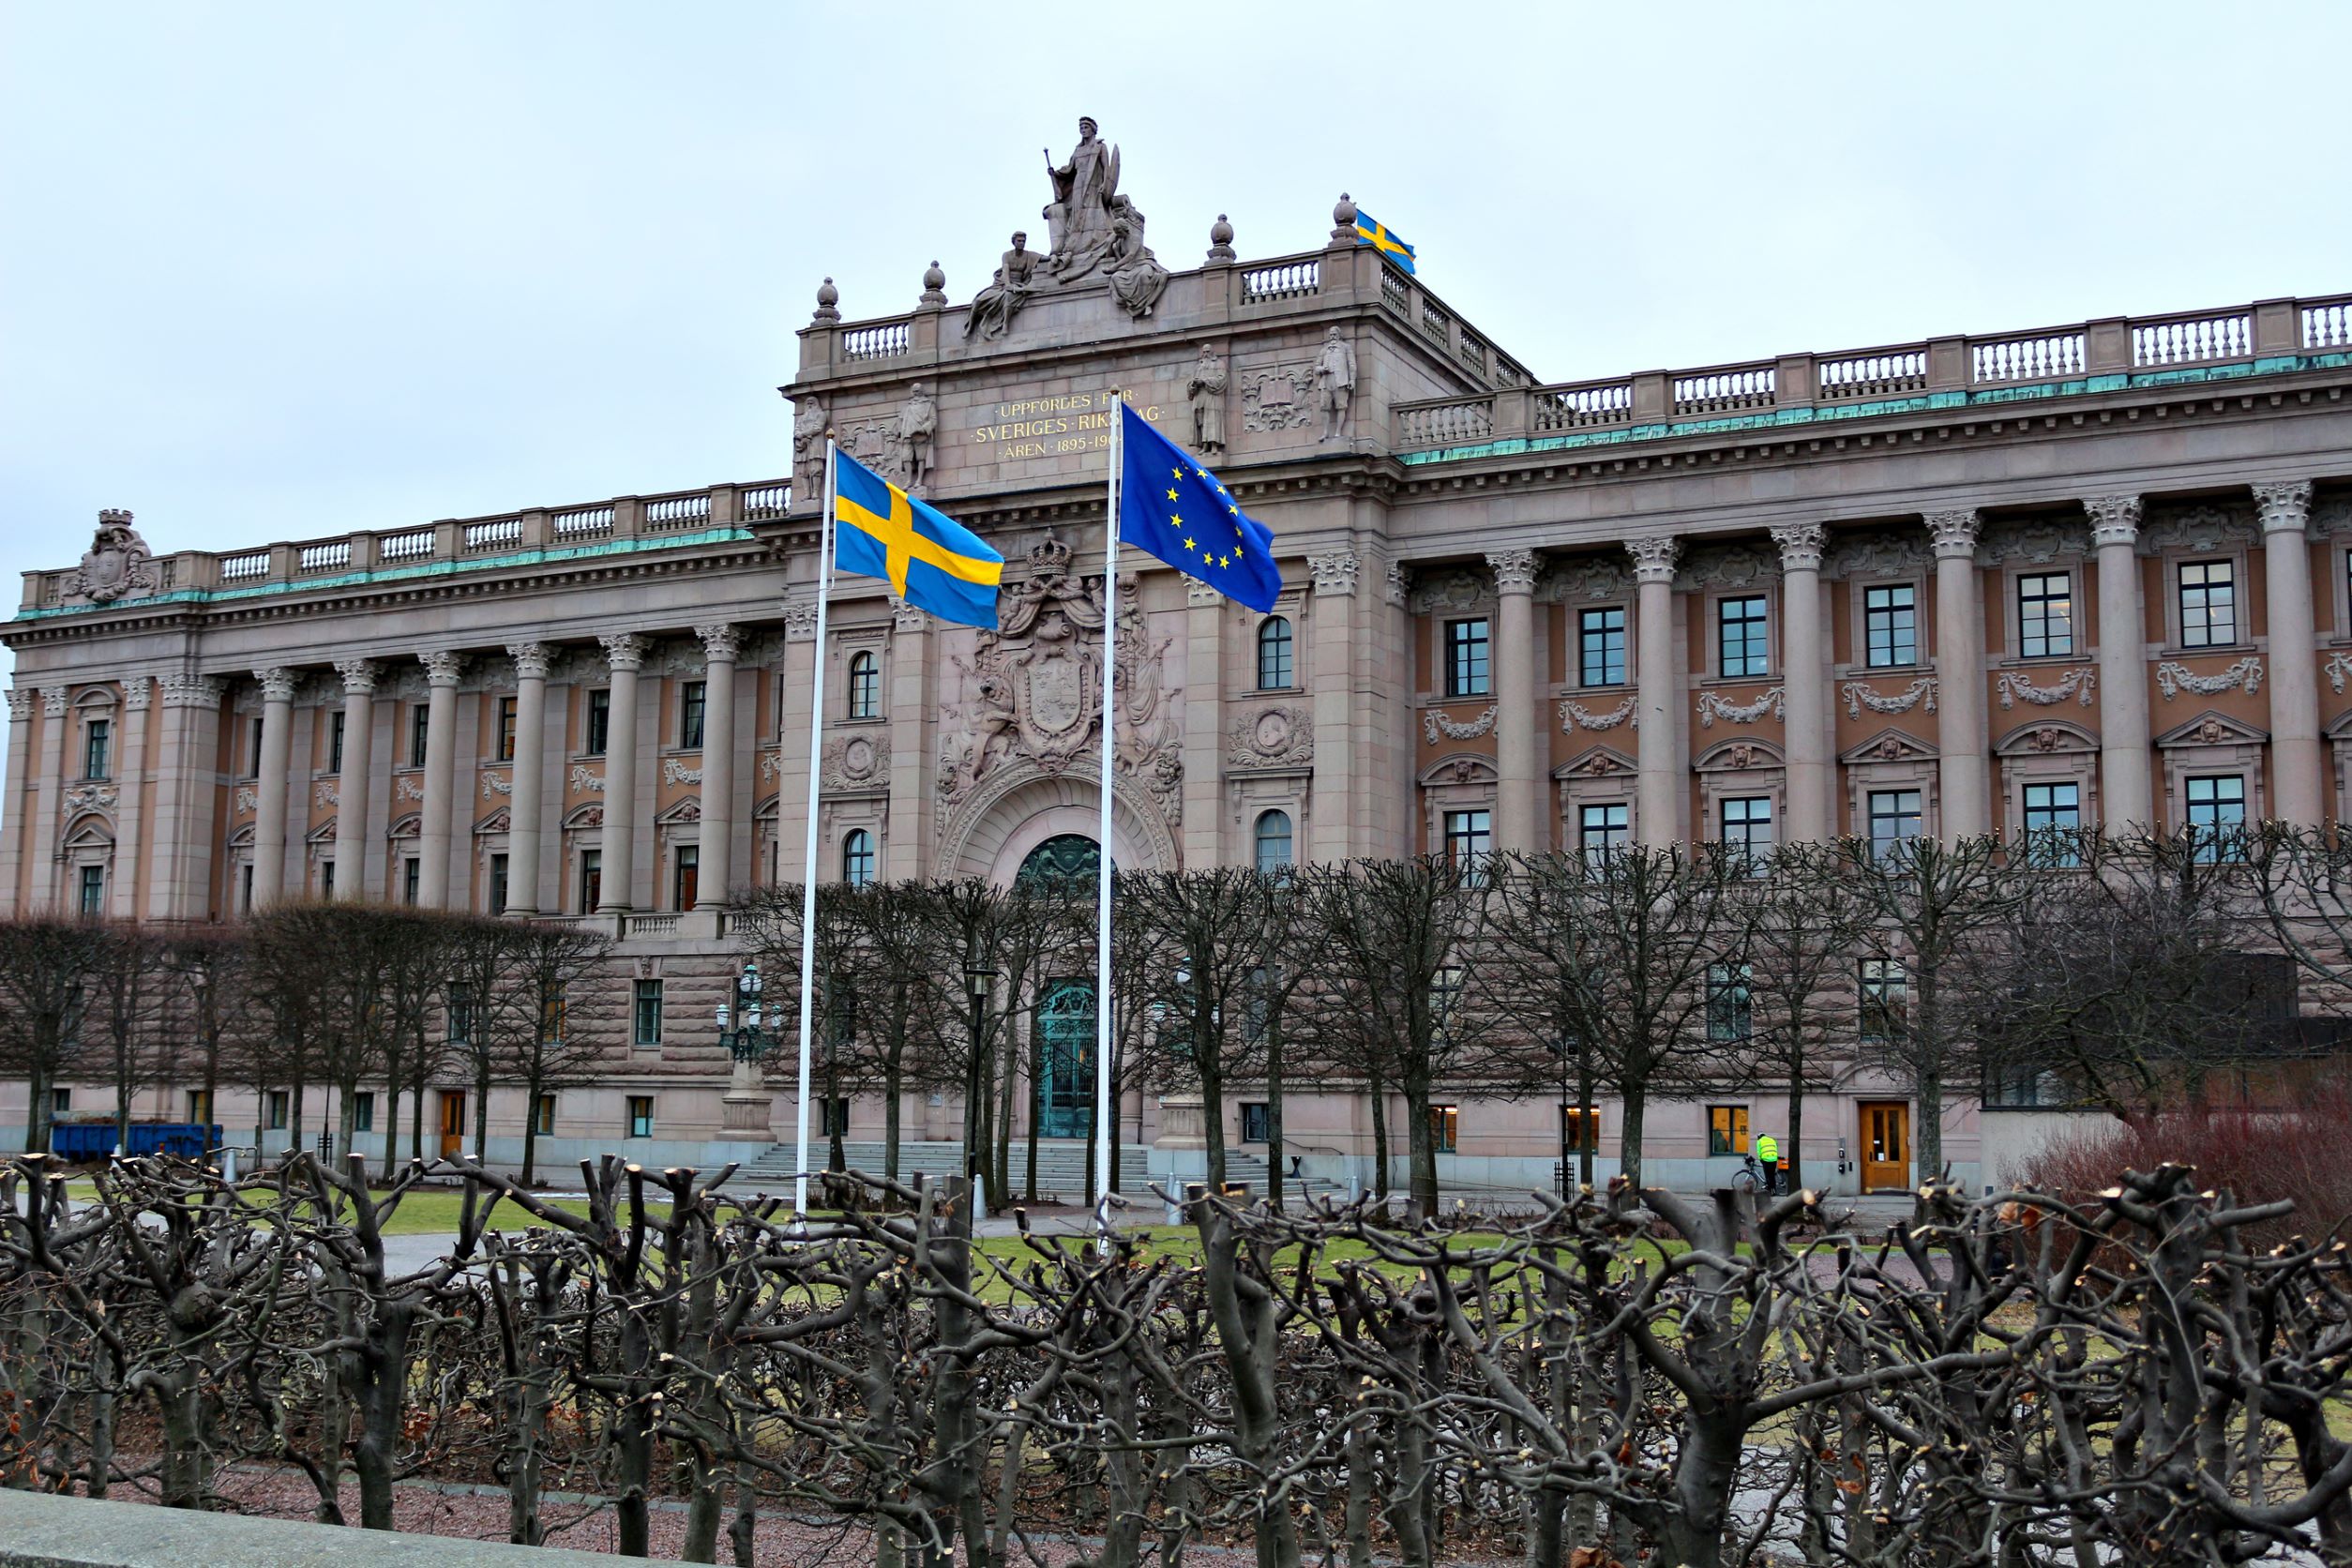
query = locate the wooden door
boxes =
[1858,1102,1908,1191]
[439,1091,466,1159]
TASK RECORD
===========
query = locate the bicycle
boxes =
[1729,1153,1774,1196]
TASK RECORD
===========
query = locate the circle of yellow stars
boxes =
[1168,463,1248,573]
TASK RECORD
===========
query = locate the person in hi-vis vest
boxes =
[1754,1133,1781,1195]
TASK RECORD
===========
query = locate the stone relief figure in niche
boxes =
[1187,345,1229,454]
[1041,116,1122,281]
[1106,198,1169,319]
[884,382,939,490]
[963,233,1038,342]
[65,509,160,604]
[791,397,828,496]
[1314,327,1357,444]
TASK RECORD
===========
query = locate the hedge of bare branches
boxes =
[8,1153,2352,1567]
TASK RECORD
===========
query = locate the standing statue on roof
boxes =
[1041,116,1122,282]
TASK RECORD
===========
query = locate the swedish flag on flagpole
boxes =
[1351,207,1416,275]
[830,450,1004,628]
[1116,403,1282,614]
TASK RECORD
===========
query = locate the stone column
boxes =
[1181,580,1225,867]
[146,676,224,921]
[1487,549,1542,851]
[0,689,36,914]
[415,652,464,908]
[775,606,818,888]
[329,660,376,900]
[596,634,645,912]
[249,669,299,909]
[24,690,69,910]
[2255,481,2323,824]
[1629,535,1682,847]
[884,600,932,881]
[504,643,550,913]
[1927,510,1989,840]
[1307,550,1359,862]
[695,624,739,906]
[2088,496,2153,831]
[1771,525,1832,844]
[108,680,153,918]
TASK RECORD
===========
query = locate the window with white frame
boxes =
[2017,572,2074,658]
[1717,595,1770,678]
[1863,584,1918,668]
[2179,561,2238,648]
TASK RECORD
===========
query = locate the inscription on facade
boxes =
[968,391,1164,460]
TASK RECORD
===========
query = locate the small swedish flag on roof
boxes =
[1351,205,1415,275]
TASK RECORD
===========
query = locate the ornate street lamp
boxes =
[717,959,769,1064]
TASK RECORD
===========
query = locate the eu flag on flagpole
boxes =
[1116,403,1281,614]
[831,449,1004,629]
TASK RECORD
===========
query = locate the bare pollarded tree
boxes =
[1736,841,1873,1192]
[0,917,110,1153]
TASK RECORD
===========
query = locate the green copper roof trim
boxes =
[1397,353,2350,467]
[11,526,755,624]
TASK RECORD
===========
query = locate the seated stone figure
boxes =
[964,232,1037,341]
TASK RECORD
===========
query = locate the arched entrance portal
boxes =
[1018,835,1100,1141]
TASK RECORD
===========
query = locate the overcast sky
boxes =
[5,0,2349,694]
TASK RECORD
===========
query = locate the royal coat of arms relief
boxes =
[64,510,161,605]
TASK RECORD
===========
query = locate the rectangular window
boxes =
[2186,774,2247,861]
[1578,606,1626,687]
[1864,584,1918,668]
[496,697,518,762]
[1706,961,1753,1042]
[83,718,111,781]
[1427,1103,1459,1154]
[2022,781,2082,867]
[544,988,569,1045]
[53,1087,71,1115]
[410,705,430,768]
[579,849,602,912]
[2179,560,2238,648]
[248,716,265,779]
[626,1095,654,1138]
[848,651,882,717]
[1441,808,1491,870]
[328,711,345,775]
[535,1093,556,1136]
[1579,802,1630,864]
[352,1091,374,1133]
[819,1096,853,1137]
[672,845,699,912]
[1256,620,1293,690]
[489,852,509,915]
[186,1090,212,1126]
[1444,618,1491,698]
[267,1090,289,1130]
[447,982,474,1044]
[401,857,420,906]
[680,681,706,749]
[634,978,664,1048]
[240,864,255,914]
[1240,1102,1270,1143]
[1719,796,1773,866]
[1861,958,1908,1043]
[1708,1104,1750,1156]
[584,689,611,756]
[77,865,104,917]
[1717,594,1770,678]
[2017,572,2074,658]
[1560,1106,1598,1155]
[321,861,335,900]
[1867,789,1923,860]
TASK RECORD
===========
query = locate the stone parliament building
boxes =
[6,125,2351,1195]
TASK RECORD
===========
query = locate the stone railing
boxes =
[24,481,777,611]
[1392,290,2352,454]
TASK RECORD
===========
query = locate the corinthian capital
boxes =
[696,623,743,662]
[1924,508,1982,560]
[334,658,378,695]
[505,641,551,681]
[253,666,298,703]
[1307,550,1360,597]
[1625,535,1681,584]
[159,674,225,710]
[1770,524,1827,574]
[783,604,819,642]
[1485,549,1539,596]
[2252,480,2314,536]
[7,688,37,722]
[598,633,647,672]
[420,651,466,687]
[2084,495,2143,549]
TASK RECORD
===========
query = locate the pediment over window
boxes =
[1994,719,2098,757]
[655,796,703,826]
[306,818,337,843]
[1419,752,1499,788]
[1550,746,1636,782]
[1840,728,1938,765]
[386,812,421,841]
[752,792,780,821]
[1694,738,1785,775]
[2155,711,2269,749]
[227,822,255,849]
[562,802,605,831]
[63,816,114,852]
[474,807,511,836]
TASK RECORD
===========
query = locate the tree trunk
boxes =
[409,1072,426,1164]
[1402,1060,1436,1221]
[1023,1009,1041,1202]
[24,1062,53,1154]
[1366,1068,1389,1199]
[883,1047,902,1184]
[993,1013,1017,1209]
[474,1060,491,1164]
[1264,1018,1287,1214]
[383,1054,401,1172]
[1786,1078,1806,1194]
[1200,1007,1229,1194]
[1620,1085,1648,1189]
[290,1078,307,1165]
[1576,1045,1597,1188]
[827,1048,846,1173]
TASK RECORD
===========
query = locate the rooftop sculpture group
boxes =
[964,116,1168,341]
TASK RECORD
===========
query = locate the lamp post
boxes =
[962,955,998,1226]
[717,959,772,1140]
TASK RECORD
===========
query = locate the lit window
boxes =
[842,828,876,887]
[83,718,111,781]
[1706,961,1753,1042]
[626,1095,654,1138]
[267,1091,289,1130]
[1717,595,1769,678]
[1861,958,1908,1043]
[1579,802,1629,865]
[1427,1103,1460,1153]
[1867,789,1922,861]
[680,681,706,748]
[672,845,699,911]
[1707,1105,1749,1156]
[1257,617,1293,689]
[1578,606,1626,687]
[496,697,518,762]
[848,651,880,718]
[2179,561,2237,648]
[535,1093,556,1136]
[1560,1106,1598,1155]
[1253,809,1293,873]
[2185,775,2247,862]
[1444,619,1490,697]
[1719,796,1773,867]
[633,979,663,1048]
[1864,584,1918,668]
[2017,572,2073,658]
[2022,782,2081,867]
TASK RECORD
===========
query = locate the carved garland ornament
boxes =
[314,781,339,807]
[1841,677,1938,719]
[662,759,703,786]
[2156,657,2264,700]
[62,784,117,814]
[1696,687,1785,727]
[234,787,259,814]
[568,766,606,793]
[1424,705,1498,744]
[480,772,513,799]
[1559,696,1636,734]
[2326,653,2352,695]
[394,776,425,802]
[1997,667,2098,708]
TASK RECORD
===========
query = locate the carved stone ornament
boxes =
[1983,519,2092,565]
[121,679,152,712]
[1923,509,1983,559]
[1725,743,1757,770]
[1539,555,1632,604]
[63,510,160,604]
[234,786,259,814]
[2252,480,2315,535]
[1696,687,1785,727]
[759,749,785,783]
[1241,365,1317,433]
[1626,535,1681,584]
[1486,549,1539,596]
[4,689,35,722]
[159,674,225,710]
[2156,656,2264,700]
[823,732,891,792]
[1384,560,1411,607]
[1560,696,1636,734]
[784,603,821,643]
[480,772,512,799]
[2028,728,2065,753]
[42,690,67,718]
[395,775,425,802]
[2327,652,2352,695]
[2084,494,2144,549]
[1842,677,1938,719]
[697,623,743,662]
[1771,524,1827,574]
[569,765,607,793]
[1676,541,1777,591]
[62,783,117,814]
[1998,667,2098,708]
[254,667,298,703]
[1307,550,1360,597]
[1825,529,1931,580]
[1408,567,1487,614]
[2194,717,2230,746]
[505,642,550,681]
[420,650,466,687]
[334,658,379,694]
[314,781,339,807]
[2137,501,2256,556]
[1424,705,1498,745]
[598,633,647,673]
[663,758,703,786]
[1228,705,1314,770]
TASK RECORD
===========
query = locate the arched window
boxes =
[847,651,880,719]
[841,828,876,887]
[1253,809,1293,872]
[1256,615,1293,690]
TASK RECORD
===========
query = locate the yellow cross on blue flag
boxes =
[1117,402,1281,614]
[1351,208,1416,275]
[831,450,1004,628]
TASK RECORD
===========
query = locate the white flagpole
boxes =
[792,440,837,1218]
[1093,396,1122,1244]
